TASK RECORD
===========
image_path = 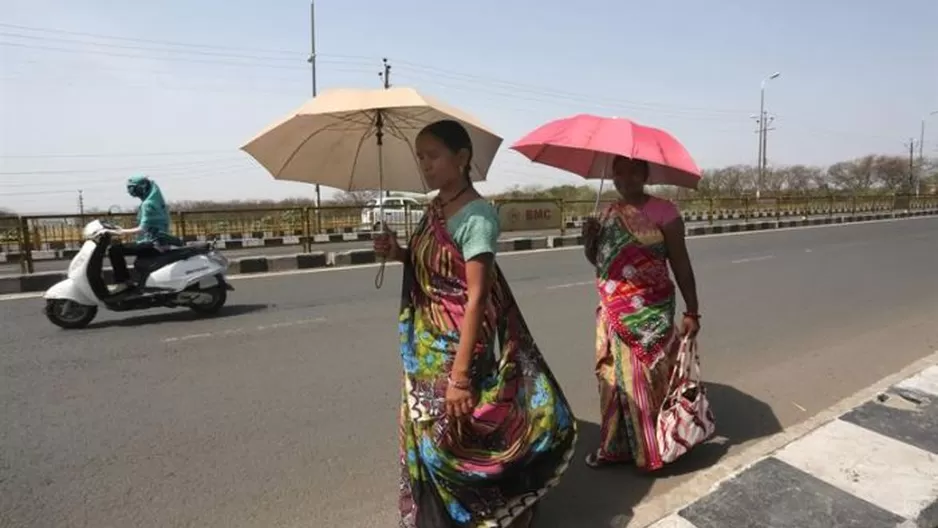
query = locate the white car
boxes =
[360,196,425,231]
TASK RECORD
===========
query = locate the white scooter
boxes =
[43,219,233,329]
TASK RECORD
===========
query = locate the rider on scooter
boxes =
[108,175,181,292]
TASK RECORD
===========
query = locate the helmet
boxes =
[127,174,152,199]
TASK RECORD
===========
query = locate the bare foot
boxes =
[584,450,631,469]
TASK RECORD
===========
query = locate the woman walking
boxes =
[374,119,576,527]
[582,155,701,472]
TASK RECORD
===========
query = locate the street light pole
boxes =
[918,110,938,196]
[308,1,323,229]
[757,72,780,200]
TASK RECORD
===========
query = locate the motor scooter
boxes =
[43,219,233,329]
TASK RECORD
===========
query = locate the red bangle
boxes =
[683,312,701,320]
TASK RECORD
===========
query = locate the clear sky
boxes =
[1,0,936,214]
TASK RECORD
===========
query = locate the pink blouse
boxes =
[640,196,681,228]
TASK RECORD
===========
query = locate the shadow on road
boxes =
[84,303,270,329]
[538,382,783,527]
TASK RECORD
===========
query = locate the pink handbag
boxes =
[656,337,716,464]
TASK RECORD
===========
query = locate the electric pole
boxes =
[379,58,391,89]
[918,121,924,197]
[755,72,781,200]
[752,111,775,198]
[78,190,84,215]
[919,111,938,196]
[308,1,321,216]
[752,114,763,197]
[908,139,916,194]
[762,112,775,184]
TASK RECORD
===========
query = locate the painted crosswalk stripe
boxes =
[644,362,938,528]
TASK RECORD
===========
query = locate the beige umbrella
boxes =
[240,86,503,288]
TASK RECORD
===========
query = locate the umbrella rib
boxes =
[277,115,366,178]
[382,112,429,193]
[345,111,378,192]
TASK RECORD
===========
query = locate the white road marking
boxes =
[629,350,938,527]
[894,364,938,397]
[2,215,936,304]
[161,317,326,343]
[546,280,593,290]
[775,419,938,520]
[731,255,775,264]
[792,401,808,412]
[0,292,44,301]
[645,514,698,528]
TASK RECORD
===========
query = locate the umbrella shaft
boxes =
[593,163,608,213]
[374,109,387,223]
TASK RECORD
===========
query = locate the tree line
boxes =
[8,154,934,216]
[186,154,935,211]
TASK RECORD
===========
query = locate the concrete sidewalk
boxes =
[645,360,938,528]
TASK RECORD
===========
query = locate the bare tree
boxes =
[761,167,788,194]
[331,190,381,206]
[783,165,825,193]
[702,165,756,196]
[873,155,908,191]
[827,155,876,192]
[920,157,938,194]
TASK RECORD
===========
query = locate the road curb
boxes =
[2,210,936,294]
[631,350,938,528]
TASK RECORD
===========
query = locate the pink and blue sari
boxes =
[397,201,576,527]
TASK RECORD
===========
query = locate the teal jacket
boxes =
[130,176,181,246]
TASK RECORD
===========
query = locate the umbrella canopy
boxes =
[510,114,701,189]
[241,87,503,193]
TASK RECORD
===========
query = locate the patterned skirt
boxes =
[397,369,576,527]
[594,308,677,471]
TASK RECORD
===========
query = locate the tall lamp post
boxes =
[918,110,938,196]
[756,72,781,200]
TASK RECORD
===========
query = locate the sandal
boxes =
[584,450,630,469]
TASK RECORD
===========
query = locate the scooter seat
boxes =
[134,244,213,273]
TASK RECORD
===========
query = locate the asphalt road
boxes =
[1,214,846,275]
[3,216,937,528]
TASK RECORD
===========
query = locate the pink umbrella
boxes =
[510,113,701,189]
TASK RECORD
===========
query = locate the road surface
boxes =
[2,216,937,528]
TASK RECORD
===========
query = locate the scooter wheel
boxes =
[44,299,98,329]
[189,280,227,316]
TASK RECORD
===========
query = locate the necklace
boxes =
[438,185,471,208]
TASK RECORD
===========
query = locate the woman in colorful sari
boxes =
[581,155,701,472]
[374,120,577,527]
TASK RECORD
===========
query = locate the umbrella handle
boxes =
[375,257,386,289]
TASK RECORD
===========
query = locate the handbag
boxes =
[656,337,716,464]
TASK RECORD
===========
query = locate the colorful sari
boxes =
[397,201,577,528]
[593,201,679,472]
